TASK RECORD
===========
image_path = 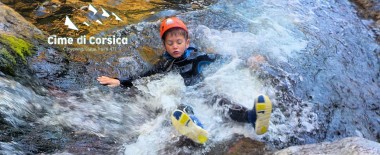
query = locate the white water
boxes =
[0,0,319,154]
[192,0,309,63]
[0,77,50,126]
[121,0,320,153]
[3,0,378,154]
[122,63,275,154]
[119,5,318,151]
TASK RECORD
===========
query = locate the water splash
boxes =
[121,64,274,154]
[120,57,319,153]
[117,0,321,153]
[0,142,24,155]
[192,1,309,62]
[0,77,50,127]
[38,87,136,139]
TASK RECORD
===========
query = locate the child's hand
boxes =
[97,76,121,87]
[247,55,266,70]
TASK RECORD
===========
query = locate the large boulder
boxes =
[0,2,41,86]
[0,2,68,93]
[351,0,380,42]
[0,2,44,41]
[274,137,380,155]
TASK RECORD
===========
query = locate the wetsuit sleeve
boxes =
[194,52,232,76]
[205,53,232,64]
[117,77,133,87]
[138,59,170,78]
[198,53,226,66]
[198,53,221,62]
[117,58,169,87]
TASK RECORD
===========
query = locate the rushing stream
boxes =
[0,0,379,154]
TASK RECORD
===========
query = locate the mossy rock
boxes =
[0,34,33,62]
[0,47,16,76]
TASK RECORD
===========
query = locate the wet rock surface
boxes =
[350,0,380,41]
[0,2,47,94]
[221,136,270,155]
[0,77,123,154]
[0,2,70,94]
[0,2,44,40]
[274,137,380,155]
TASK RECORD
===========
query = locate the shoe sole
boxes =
[171,110,208,144]
[254,95,272,135]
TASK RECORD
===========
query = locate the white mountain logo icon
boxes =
[64,4,123,31]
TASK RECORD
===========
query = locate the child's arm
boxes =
[97,76,121,87]
[195,52,224,66]
[200,53,220,62]
[137,59,173,78]
[97,58,169,87]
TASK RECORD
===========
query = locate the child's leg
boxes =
[171,104,208,144]
[211,95,272,134]
[176,104,204,128]
[212,96,253,123]
[252,95,272,134]
[177,104,194,115]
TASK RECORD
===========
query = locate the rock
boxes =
[0,2,39,84]
[0,2,45,44]
[351,0,380,42]
[0,2,68,94]
[274,137,380,155]
[191,3,202,9]
[14,1,37,13]
[351,0,380,21]
[30,47,67,79]
[225,137,269,155]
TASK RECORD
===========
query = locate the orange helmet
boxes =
[160,17,188,38]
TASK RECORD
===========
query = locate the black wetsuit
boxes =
[118,47,256,125]
[118,47,219,87]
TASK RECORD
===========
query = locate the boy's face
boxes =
[163,34,190,58]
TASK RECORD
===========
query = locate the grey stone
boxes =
[275,137,380,155]
[0,2,44,42]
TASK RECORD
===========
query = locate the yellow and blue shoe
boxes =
[171,110,208,144]
[248,95,272,135]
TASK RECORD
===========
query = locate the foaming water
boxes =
[122,61,277,154]
[120,59,318,154]
[37,87,155,140]
[120,0,319,153]
[193,0,308,62]
[122,73,185,154]
[0,77,50,127]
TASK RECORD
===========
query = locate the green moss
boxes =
[0,34,33,62]
[0,47,16,65]
[0,48,16,76]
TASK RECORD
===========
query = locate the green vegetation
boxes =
[0,34,33,62]
[0,47,16,75]
[0,34,34,76]
[0,47,16,65]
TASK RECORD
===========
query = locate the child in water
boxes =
[97,17,272,144]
